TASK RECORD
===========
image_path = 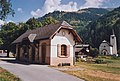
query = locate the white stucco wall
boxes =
[50,28,75,65]
[99,43,112,55]
[110,35,117,54]
[110,47,113,55]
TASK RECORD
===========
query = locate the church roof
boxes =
[12,21,82,44]
[102,40,107,43]
[102,40,113,47]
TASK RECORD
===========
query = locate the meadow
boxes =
[62,56,120,81]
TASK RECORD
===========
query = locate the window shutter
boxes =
[57,44,61,57]
[67,45,70,57]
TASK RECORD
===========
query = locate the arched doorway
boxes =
[41,43,46,64]
[101,49,108,55]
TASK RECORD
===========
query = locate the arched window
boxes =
[61,45,67,56]
[57,44,70,57]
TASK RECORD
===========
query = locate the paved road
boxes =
[0,60,84,81]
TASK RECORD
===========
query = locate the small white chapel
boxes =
[99,30,117,55]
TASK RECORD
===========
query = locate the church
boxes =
[12,21,82,66]
[99,31,117,55]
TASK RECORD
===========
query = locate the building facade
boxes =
[99,31,117,55]
[13,21,82,66]
[99,40,113,55]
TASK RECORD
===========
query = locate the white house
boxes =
[12,21,82,66]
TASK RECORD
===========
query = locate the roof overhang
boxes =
[50,26,82,43]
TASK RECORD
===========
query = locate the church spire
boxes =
[112,29,115,35]
[110,29,117,54]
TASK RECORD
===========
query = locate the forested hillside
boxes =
[38,7,120,52]
[38,8,109,28]
[38,8,110,47]
[85,7,120,51]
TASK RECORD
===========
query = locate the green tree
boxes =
[26,17,42,29]
[18,22,29,34]
[0,22,18,56]
[0,22,18,45]
[0,38,3,44]
[89,47,99,58]
[0,0,14,20]
[41,16,57,26]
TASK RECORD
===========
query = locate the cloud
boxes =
[17,8,23,13]
[81,0,109,9]
[31,0,79,17]
[31,0,110,17]
[31,9,41,17]
[0,20,5,26]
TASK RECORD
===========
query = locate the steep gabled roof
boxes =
[12,21,82,44]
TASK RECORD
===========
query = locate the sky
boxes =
[0,0,120,24]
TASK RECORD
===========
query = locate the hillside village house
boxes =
[12,21,82,66]
[75,44,89,61]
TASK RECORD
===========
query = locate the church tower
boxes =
[110,30,117,54]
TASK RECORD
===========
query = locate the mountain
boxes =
[37,8,111,45]
[37,7,120,50]
[38,8,110,28]
[86,7,120,50]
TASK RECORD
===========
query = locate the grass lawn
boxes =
[0,67,21,81]
[60,56,120,81]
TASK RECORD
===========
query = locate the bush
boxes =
[76,57,81,62]
[118,49,120,56]
[95,59,107,64]
[111,56,120,60]
[89,48,99,58]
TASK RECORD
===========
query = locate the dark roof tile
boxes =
[12,21,81,44]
